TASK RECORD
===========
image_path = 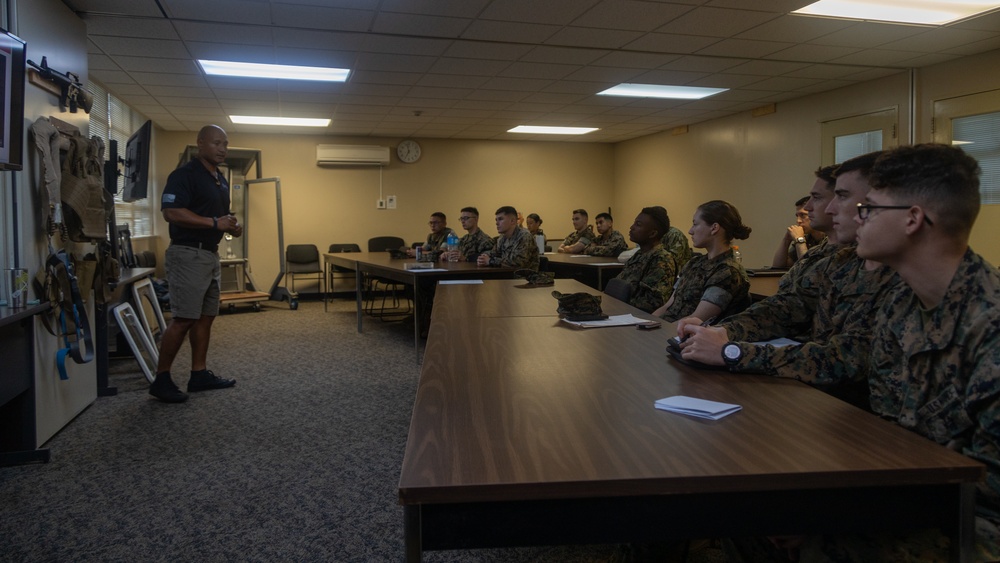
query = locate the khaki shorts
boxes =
[165,245,221,319]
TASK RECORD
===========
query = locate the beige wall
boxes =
[143,48,1000,281]
[614,48,1000,267]
[150,132,615,292]
[613,70,912,268]
[17,0,97,445]
[916,49,1000,262]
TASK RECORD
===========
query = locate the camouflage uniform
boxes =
[866,249,1000,557]
[423,227,456,251]
[662,227,693,270]
[457,228,495,261]
[613,244,676,313]
[721,245,899,387]
[561,225,596,249]
[584,230,627,257]
[777,236,839,294]
[484,226,540,270]
[658,248,749,322]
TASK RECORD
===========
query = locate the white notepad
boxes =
[654,396,742,420]
[438,279,483,285]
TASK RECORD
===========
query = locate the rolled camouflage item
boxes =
[551,290,607,321]
[515,268,554,286]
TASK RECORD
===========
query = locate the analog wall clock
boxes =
[397,139,421,163]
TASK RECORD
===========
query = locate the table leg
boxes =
[950,482,976,563]
[413,280,422,361]
[355,268,363,333]
[404,505,423,562]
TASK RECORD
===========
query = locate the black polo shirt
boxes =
[161,158,231,246]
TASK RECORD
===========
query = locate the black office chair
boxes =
[366,236,411,320]
[327,243,361,298]
[285,244,326,311]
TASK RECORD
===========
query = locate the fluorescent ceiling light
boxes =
[230,115,331,127]
[508,125,599,135]
[200,60,350,82]
[792,0,1000,25]
[597,83,727,100]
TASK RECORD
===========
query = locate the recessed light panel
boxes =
[792,0,1000,25]
[230,116,331,127]
[200,60,350,82]
[597,83,727,100]
[507,126,599,135]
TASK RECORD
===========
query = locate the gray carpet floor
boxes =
[0,298,731,562]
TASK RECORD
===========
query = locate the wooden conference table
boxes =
[399,281,983,562]
[323,252,518,352]
[542,252,624,290]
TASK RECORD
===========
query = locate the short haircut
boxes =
[834,151,882,180]
[640,206,670,238]
[495,205,518,218]
[794,196,810,208]
[696,200,752,242]
[595,212,612,222]
[431,211,446,221]
[527,213,542,224]
[572,209,588,218]
[869,143,981,237]
[460,207,479,217]
[815,163,838,189]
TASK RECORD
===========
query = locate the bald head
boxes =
[196,124,229,167]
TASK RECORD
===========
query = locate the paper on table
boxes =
[415,268,449,272]
[654,396,742,420]
[438,279,483,285]
[561,313,651,328]
[569,254,590,258]
[591,262,621,266]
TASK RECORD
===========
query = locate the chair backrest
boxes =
[603,277,632,303]
[328,243,361,253]
[368,236,405,252]
[286,244,320,268]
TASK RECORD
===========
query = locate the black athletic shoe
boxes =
[187,370,236,392]
[149,372,189,403]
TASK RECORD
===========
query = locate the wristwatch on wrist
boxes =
[722,342,743,366]
[795,236,806,244]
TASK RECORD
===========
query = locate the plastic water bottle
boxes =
[447,232,459,262]
[732,245,742,264]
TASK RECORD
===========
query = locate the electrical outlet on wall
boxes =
[387,195,397,209]
[377,199,386,209]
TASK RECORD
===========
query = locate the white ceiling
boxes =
[62,0,1000,142]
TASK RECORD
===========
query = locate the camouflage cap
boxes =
[552,291,607,321]
[515,269,554,286]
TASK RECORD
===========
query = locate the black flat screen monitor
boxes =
[122,120,151,202]
[0,28,26,171]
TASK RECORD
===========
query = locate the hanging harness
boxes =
[34,245,94,380]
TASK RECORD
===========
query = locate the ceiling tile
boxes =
[89,36,190,58]
[544,27,644,49]
[269,4,374,32]
[379,0,491,18]
[81,15,179,40]
[160,0,272,24]
[64,0,165,16]
[460,21,560,43]
[372,13,472,38]
[570,1,693,32]
[696,38,794,58]
[656,6,780,37]
[479,0,599,25]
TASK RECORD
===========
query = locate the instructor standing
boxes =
[151,125,241,403]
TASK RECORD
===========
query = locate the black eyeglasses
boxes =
[459,216,475,221]
[856,203,933,226]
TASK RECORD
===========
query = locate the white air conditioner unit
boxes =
[316,144,390,166]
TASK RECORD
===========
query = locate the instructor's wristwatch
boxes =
[795,236,807,244]
[722,342,743,366]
